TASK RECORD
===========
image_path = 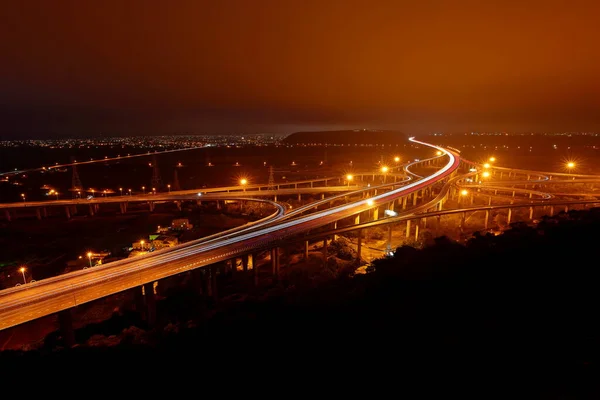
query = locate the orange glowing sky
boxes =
[1,0,599,137]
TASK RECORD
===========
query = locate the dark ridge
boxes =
[282,129,407,145]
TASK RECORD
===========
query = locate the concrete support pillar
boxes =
[564,205,569,213]
[414,221,420,241]
[507,208,512,225]
[297,193,301,201]
[485,210,490,230]
[88,204,95,216]
[550,206,554,216]
[321,193,325,200]
[356,229,362,264]
[242,256,248,273]
[413,192,418,206]
[322,239,328,263]
[387,225,392,250]
[35,208,42,220]
[355,214,360,225]
[460,212,466,231]
[119,202,127,214]
[271,248,279,279]
[405,220,411,237]
[175,201,182,211]
[305,240,309,260]
[402,196,407,210]
[143,282,157,327]
[148,202,155,212]
[216,200,222,210]
[529,206,534,221]
[253,253,259,286]
[58,309,75,348]
[373,207,379,221]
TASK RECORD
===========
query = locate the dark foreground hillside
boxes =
[2,209,600,393]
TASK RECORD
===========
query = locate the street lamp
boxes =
[152,188,156,195]
[240,178,248,191]
[167,184,171,193]
[87,252,93,268]
[489,157,496,162]
[566,162,575,169]
[128,189,132,195]
[380,166,389,183]
[394,156,400,163]
[142,186,145,194]
[20,193,25,203]
[346,174,353,187]
[19,266,27,284]
[482,171,490,178]
[140,240,145,251]
[436,151,442,156]
[461,189,469,196]
[119,187,123,196]
[483,163,491,169]
[367,199,374,206]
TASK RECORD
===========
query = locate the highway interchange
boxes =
[1,137,599,331]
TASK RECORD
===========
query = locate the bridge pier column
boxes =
[35,208,42,220]
[58,309,75,348]
[333,221,338,240]
[387,225,392,251]
[88,204,95,216]
[321,193,325,200]
[143,282,157,327]
[507,208,512,225]
[485,210,490,229]
[405,220,411,238]
[550,206,554,216]
[564,205,569,213]
[148,202,155,212]
[529,206,534,221]
[271,248,279,280]
[354,214,360,225]
[216,200,222,210]
[436,215,442,236]
[356,229,362,264]
[297,193,301,201]
[242,256,248,273]
[4,209,11,222]
[304,240,309,260]
[253,253,260,286]
[414,221,420,241]
[402,197,407,210]
[175,201,182,211]
[413,193,418,206]
[372,207,379,221]
[120,202,128,214]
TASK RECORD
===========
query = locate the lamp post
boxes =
[140,240,145,251]
[119,187,123,196]
[87,252,93,268]
[240,178,248,191]
[21,193,25,203]
[142,186,145,194]
[380,166,389,183]
[128,189,132,195]
[167,184,171,193]
[19,266,27,284]
[346,174,353,187]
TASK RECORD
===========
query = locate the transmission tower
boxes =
[71,157,83,196]
[151,155,162,190]
[267,165,275,190]
[172,168,181,191]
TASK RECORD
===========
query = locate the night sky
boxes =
[1,0,599,138]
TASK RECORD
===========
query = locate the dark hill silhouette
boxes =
[283,129,407,145]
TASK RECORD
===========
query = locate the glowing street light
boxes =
[394,156,400,163]
[20,193,25,203]
[119,187,123,196]
[483,163,491,169]
[461,189,469,196]
[87,252,93,268]
[167,184,171,193]
[380,166,389,173]
[346,174,353,187]
[142,186,146,194]
[436,151,442,156]
[482,171,490,178]
[489,157,496,162]
[19,266,27,284]
[367,199,374,206]
[240,178,248,191]
[566,161,575,169]
[152,188,156,195]
[140,240,145,251]
[128,189,132,195]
